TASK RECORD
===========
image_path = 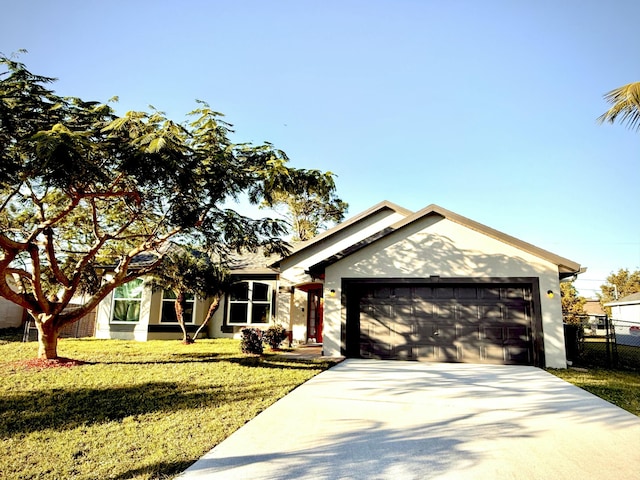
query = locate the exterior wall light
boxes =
[329,289,336,297]
[546,290,554,298]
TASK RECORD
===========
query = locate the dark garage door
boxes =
[354,283,536,365]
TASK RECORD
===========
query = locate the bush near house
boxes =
[240,327,264,355]
[263,325,289,350]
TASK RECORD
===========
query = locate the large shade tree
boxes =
[0,56,329,359]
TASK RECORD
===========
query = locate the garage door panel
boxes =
[482,345,506,364]
[457,304,479,322]
[361,303,393,321]
[393,343,413,360]
[413,300,435,318]
[414,322,437,340]
[413,287,434,299]
[360,325,391,359]
[436,305,454,319]
[356,283,535,365]
[436,287,454,299]
[413,345,436,361]
[480,305,503,322]
[437,345,461,362]
[483,326,505,341]
[434,325,458,343]
[395,304,413,319]
[457,325,480,342]
[505,305,530,323]
[480,288,501,300]
[459,343,482,362]
[457,287,479,299]
[505,326,530,343]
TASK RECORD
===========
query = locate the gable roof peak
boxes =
[308,202,582,277]
[270,200,412,266]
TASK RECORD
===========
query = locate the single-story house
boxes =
[583,299,607,336]
[0,275,25,329]
[0,297,23,329]
[605,292,640,347]
[95,201,583,368]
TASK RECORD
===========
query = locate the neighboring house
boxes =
[95,201,583,368]
[0,297,24,329]
[0,275,25,329]
[605,292,640,347]
[583,299,607,336]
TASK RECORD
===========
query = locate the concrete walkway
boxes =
[177,359,640,480]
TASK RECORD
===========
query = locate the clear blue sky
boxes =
[2,0,639,297]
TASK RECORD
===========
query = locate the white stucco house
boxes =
[0,297,23,329]
[95,201,583,368]
[605,292,640,347]
[0,275,25,329]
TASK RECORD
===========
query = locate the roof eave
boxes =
[270,200,412,268]
[308,204,583,277]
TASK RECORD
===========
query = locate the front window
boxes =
[161,290,195,323]
[228,281,271,325]
[111,279,144,322]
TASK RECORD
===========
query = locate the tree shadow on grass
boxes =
[0,380,267,438]
[228,355,336,370]
[109,459,195,480]
[91,353,334,370]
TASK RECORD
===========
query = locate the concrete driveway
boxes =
[177,359,640,480]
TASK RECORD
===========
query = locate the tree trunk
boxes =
[34,314,59,359]
[174,291,192,344]
[193,294,221,341]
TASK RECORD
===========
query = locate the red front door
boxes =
[307,288,323,344]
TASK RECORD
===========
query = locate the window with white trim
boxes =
[228,281,271,325]
[160,290,196,323]
[111,279,144,323]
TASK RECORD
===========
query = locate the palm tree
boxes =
[149,247,230,343]
[598,82,640,132]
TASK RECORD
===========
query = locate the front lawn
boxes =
[548,367,640,416]
[0,337,337,480]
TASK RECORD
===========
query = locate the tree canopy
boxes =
[599,268,640,314]
[0,55,334,358]
[560,282,586,325]
[261,169,348,241]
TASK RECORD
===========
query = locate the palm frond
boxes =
[597,82,640,132]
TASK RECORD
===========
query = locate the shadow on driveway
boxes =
[177,359,640,480]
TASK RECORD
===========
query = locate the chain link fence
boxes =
[565,315,640,370]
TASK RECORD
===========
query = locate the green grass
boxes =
[548,368,640,416]
[0,337,338,480]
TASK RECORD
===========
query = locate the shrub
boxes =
[263,325,288,350]
[240,328,263,355]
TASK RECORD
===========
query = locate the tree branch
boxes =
[0,184,22,212]
[44,227,70,288]
[27,243,50,313]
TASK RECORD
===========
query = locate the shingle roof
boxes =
[584,299,605,316]
[270,200,411,267]
[309,203,582,277]
[605,291,640,306]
